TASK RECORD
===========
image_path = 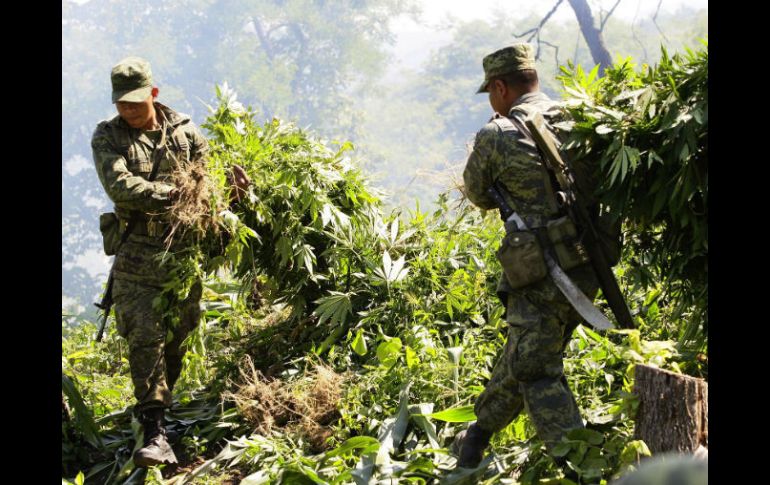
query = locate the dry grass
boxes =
[224,356,345,453]
[164,160,226,247]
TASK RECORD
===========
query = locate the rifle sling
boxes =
[507,113,562,216]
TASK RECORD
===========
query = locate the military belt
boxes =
[502,214,550,234]
[119,218,169,238]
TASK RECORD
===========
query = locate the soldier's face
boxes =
[488,81,507,115]
[116,96,156,129]
[488,79,518,115]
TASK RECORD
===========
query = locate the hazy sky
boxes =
[62,0,707,314]
[408,0,707,24]
[388,0,708,70]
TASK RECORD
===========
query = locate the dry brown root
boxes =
[164,160,227,248]
[224,356,345,452]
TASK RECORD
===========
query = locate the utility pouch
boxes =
[99,212,121,256]
[497,230,548,289]
[546,216,590,270]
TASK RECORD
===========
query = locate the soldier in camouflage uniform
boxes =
[92,57,249,467]
[451,44,601,472]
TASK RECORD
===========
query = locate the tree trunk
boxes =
[634,364,708,453]
[567,0,613,74]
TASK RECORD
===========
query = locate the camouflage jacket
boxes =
[92,103,208,284]
[463,92,563,219]
[463,91,597,301]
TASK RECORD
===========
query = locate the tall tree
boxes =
[567,0,613,73]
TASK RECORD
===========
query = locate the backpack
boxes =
[507,104,623,267]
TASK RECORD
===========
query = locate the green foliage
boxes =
[201,85,382,323]
[557,42,708,348]
[63,72,706,483]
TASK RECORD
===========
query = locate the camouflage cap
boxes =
[111,56,153,103]
[476,43,536,94]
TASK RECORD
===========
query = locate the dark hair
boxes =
[492,69,539,90]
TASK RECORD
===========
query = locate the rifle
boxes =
[520,112,635,329]
[94,218,138,342]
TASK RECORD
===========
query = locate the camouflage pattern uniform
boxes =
[463,44,599,451]
[92,59,208,414]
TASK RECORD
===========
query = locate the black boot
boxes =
[133,408,178,468]
[451,422,493,468]
[554,456,589,484]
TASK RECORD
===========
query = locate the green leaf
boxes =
[240,471,270,485]
[652,187,669,218]
[382,249,392,277]
[389,254,409,283]
[441,455,496,483]
[405,345,419,369]
[320,203,333,227]
[595,124,613,135]
[376,338,403,368]
[409,403,440,449]
[619,440,652,466]
[609,147,625,186]
[351,328,367,356]
[619,147,630,181]
[552,442,572,457]
[100,388,122,400]
[567,428,605,445]
[427,405,477,423]
[313,291,352,327]
[61,373,103,450]
[324,436,380,459]
[582,457,608,470]
[586,64,600,84]
[66,350,92,361]
[626,146,640,171]
[375,383,411,466]
[275,236,292,266]
[373,251,410,284]
[296,244,316,275]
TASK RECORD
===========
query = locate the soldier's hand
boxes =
[227,164,251,203]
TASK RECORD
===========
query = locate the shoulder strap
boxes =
[148,121,169,182]
[490,116,515,132]
[506,111,561,216]
[172,127,190,165]
[159,105,190,164]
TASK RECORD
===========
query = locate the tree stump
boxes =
[633,364,708,453]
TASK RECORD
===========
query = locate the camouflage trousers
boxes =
[475,265,598,450]
[113,277,203,413]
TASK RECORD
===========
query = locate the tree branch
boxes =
[630,0,648,63]
[513,0,564,42]
[568,0,613,74]
[252,17,274,61]
[572,27,581,64]
[652,0,670,44]
[600,0,622,32]
[539,39,561,68]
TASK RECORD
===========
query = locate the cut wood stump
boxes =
[633,364,708,453]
